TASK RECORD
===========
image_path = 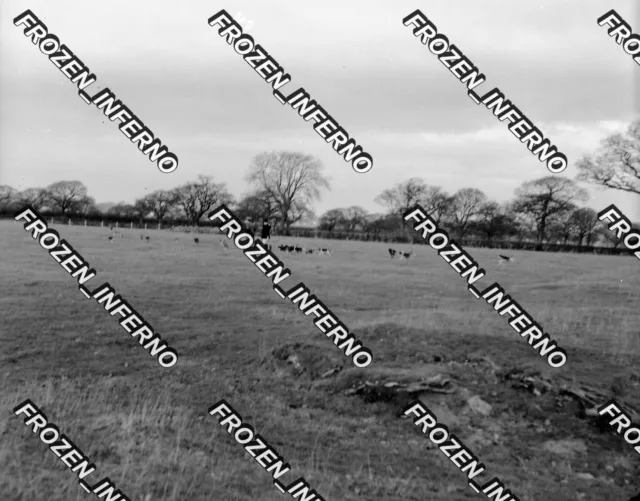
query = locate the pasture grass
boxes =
[1,220,639,500]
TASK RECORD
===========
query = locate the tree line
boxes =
[1,120,638,250]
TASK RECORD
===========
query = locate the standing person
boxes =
[257,219,272,250]
[261,219,272,241]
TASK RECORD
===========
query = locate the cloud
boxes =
[1,0,638,220]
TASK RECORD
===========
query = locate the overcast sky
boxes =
[1,0,639,219]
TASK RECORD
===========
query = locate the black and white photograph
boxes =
[1,1,639,500]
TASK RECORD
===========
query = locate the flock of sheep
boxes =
[106,228,335,257]
[105,227,517,266]
[276,244,332,255]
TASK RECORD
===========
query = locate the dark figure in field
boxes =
[498,254,514,265]
[194,238,199,244]
[256,219,273,250]
[388,248,397,258]
[260,219,272,241]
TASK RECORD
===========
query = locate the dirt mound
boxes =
[499,366,640,421]
[266,342,344,380]
[307,364,458,415]
[351,322,557,370]
[344,370,455,403]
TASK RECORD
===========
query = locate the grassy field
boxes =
[1,219,639,501]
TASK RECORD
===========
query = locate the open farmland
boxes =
[1,220,639,501]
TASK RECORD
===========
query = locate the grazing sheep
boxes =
[388,248,397,258]
[398,249,413,260]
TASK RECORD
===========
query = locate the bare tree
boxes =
[421,186,452,224]
[318,208,347,234]
[246,151,330,232]
[286,200,315,230]
[174,175,233,226]
[548,210,578,244]
[71,195,97,216]
[143,190,179,222]
[363,213,401,240]
[506,205,535,243]
[236,190,280,224]
[343,206,368,235]
[512,176,588,243]
[46,181,88,215]
[476,201,517,246]
[132,198,153,224]
[576,119,640,196]
[0,185,17,211]
[449,188,488,238]
[569,208,599,245]
[375,177,429,218]
[16,188,48,210]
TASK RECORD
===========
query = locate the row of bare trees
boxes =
[325,176,607,246]
[0,181,95,216]
[108,175,234,226]
[0,176,234,227]
[0,151,327,231]
[317,118,640,246]
[1,119,638,246]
